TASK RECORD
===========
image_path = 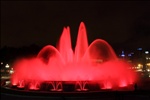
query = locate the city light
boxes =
[147,63,150,66]
[146,57,149,60]
[9,68,14,74]
[137,64,143,69]
[145,51,149,54]
[5,64,10,68]
[137,48,142,51]
[1,62,3,65]
[121,50,125,57]
[128,54,132,57]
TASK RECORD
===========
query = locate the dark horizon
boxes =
[1,1,150,50]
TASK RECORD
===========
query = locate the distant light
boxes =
[142,69,146,72]
[9,70,14,74]
[136,69,142,72]
[137,64,143,69]
[121,54,125,57]
[147,69,150,72]
[131,52,134,54]
[128,54,132,57]
[145,51,149,54]
[5,64,10,68]
[121,51,125,57]
[9,68,14,74]
[147,63,150,66]
[122,51,124,54]
[1,62,3,65]
[138,64,142,67]
[137,48,142,50]
[6,81,10,85]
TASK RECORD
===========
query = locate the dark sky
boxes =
[1,1,150,50]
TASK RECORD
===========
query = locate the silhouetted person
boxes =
[134,83,138,91]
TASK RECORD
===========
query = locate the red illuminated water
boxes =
[11,22,137,90]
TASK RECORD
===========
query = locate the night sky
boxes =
[1,1,150,50]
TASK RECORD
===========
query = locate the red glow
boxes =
[11,22,137,90]
[28,81,40,90]
[102,81,112,89]
[17,80,25,88]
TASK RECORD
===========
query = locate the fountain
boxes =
[10,22,137,91]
